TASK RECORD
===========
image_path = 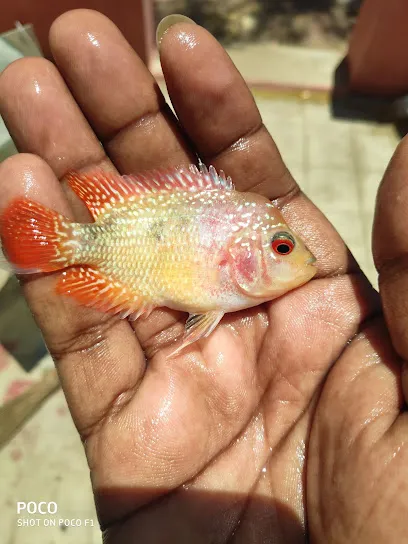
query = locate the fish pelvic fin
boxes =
[170,310,224,357]
[0,198,80,273]
[57,266,147,318]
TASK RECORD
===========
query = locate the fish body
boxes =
[0,164,316,353]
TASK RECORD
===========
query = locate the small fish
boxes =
[0,164,316,354]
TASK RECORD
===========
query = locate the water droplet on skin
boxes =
[229,137,251,153]
[177,30,199,50]
[86,32,100,47]
[22,168,35,197]
[215,352,225,367]
[33,79,41,95]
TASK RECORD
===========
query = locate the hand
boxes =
[0,10,407,543]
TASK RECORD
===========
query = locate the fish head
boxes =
[227,199,317,300]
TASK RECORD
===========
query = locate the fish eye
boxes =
[271,232,295,255]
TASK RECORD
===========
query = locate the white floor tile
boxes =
[257,97,304,172]
[306,120,352,169]
[358,170,383,214]
[304,100,333,125]
[323,209,366,262]
[352,123,398,173]
[305,167,359,214]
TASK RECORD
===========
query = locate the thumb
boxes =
[373,137,408,402]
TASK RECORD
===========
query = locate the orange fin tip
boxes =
[57,266,146,318]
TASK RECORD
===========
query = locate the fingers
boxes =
[373,137,408,401]
[0,57,111,184]
[49,9,193,173]
[159,21,295,199]
[48,9,194,346]
[0,155,144,436]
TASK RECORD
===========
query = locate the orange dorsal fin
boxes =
[56,266,147,318]
[66,164,234,220]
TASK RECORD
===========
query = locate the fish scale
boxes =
[77,199,206,307]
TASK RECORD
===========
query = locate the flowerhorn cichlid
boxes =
[0,164,317,355]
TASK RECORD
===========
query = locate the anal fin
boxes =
[170,310,224,357]
[56,266,147,319]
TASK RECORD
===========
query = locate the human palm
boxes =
[1,10,407,543]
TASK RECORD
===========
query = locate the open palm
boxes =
[1,10,407,543]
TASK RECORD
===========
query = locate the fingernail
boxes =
[156,14,196,50]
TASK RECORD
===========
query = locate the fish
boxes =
[0,164,317,354]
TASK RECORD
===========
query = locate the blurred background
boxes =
[155,0,362,47]
[0,0,405,542]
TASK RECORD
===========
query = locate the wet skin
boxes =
[1,9,408,543]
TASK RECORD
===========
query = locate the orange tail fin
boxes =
[0,198,78,273]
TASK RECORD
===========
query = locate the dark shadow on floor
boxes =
[331,57,408,139]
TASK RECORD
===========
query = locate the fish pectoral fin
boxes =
[56,266,145,318]
[170,310,224,357]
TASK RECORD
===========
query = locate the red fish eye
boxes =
[271,236,295,255]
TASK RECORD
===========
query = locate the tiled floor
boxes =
[0,41,401,543]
